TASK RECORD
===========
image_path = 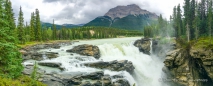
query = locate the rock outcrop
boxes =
[163,46,213,86]
[66,44,100,59]
[84,60,135,74]
[190,46,213,81]
[134,38,151,55]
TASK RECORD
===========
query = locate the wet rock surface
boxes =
[66,44,100,59]
[22,60,133,86]
[21,41,133,86]
[84,60,135,74]
[21,41,73,61]
[23,65,131,86]
[133,38,151,55]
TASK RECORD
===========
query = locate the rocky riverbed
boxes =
[21,40,135,86]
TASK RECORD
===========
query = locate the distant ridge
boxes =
[105,4,158,20]
[85,4,158,30]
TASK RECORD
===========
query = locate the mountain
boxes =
[41,22,84,29]
[84,4,158,31]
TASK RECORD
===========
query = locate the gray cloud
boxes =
[11,0,184,25]
[43,0,60,3]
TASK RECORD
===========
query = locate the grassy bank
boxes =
[18,40,71,48]
[193,37,213,49]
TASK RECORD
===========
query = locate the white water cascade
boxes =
[23,37,167,86]
[98,40,165,86]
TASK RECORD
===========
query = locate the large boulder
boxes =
[84,60,135,74]
[134,38,151,55]
[66,44,100,59]
[45,52,59,59]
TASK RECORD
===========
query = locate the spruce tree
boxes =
[30,12,35,41]
[184,0,191,27]
[35,9,42,41]
[4,0,15,34]
[190,0,196,39]
[199,0,207,35]
[177,4,183,37]
[193,2,200,40]
[17,6,25,44]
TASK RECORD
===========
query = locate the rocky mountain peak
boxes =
[104,4,158,20]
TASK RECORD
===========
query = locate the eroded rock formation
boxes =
[66,44,100,59]
[163,44,213,86]
[133,38,151,55]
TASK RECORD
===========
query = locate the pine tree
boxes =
[190,0,196,39]
[35,9,42,41]
[199,0,207,35]
[184,0,191,26]
[176,4,183,37]
[193,2,200,40]
[30,12,35,41]
[4,0,15,34]
[17,6,25,44]
[172,6,179,38]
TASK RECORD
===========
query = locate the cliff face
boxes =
[104,4,157,20]
[163,44,213,86]
[190,47,213,81]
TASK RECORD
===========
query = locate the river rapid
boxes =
[24,37,168,86]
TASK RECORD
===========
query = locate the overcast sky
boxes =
[11,0,184,25]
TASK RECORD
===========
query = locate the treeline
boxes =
[145,0,213,43]
[41,24,143,41]
[16,11,143,44]
[172,0,212,42]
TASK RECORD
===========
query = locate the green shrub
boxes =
[0,42,23,78]
[0,75,46,86]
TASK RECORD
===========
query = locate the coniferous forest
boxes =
[144,0,213,44]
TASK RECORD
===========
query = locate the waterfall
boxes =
[98,41,165,86]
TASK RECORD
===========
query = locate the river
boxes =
[24,37,168,86]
